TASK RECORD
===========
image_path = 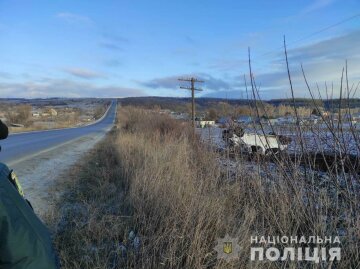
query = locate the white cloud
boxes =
[56,12,93,25]
[302,0,336,14]
[287,30,360,63]
[244,30,360,99]
[99,32,128,51]
[139,73,230,91]
[0,79,146,98]
[63,68,105,79]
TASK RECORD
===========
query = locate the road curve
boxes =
[0,100,117,164]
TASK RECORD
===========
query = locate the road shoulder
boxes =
[9,131,107,218]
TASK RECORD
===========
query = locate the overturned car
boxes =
[222,126,291,155]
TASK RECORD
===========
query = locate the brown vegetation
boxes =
[47,106,359,268]
[5,104,32,126]
[94,105,107,120]
[204,103,320,120]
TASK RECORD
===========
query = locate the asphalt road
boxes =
[0,101,116,164]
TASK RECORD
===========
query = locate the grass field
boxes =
[47,106,360,269]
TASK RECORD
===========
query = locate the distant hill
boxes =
[118,97,251,112]
[0,98,108,107]
[119,96,360,111]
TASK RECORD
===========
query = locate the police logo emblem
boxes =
[223,242,232,254]
[214,234,240,262]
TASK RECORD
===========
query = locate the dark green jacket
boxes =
[0,163,59,269]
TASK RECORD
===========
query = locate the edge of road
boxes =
[10,100,115,137]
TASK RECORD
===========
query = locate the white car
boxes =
[223,128,291,155]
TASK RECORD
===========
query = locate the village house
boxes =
[197,120,215,128]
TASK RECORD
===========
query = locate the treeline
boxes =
[119,97,250,112]
[203,103,318,120]
[119,97,360,120]
[119,97,360,112]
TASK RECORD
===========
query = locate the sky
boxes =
[0,0,359,99]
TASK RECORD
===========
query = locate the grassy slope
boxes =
[47,107,359,269]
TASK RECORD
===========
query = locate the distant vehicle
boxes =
[222,126,291,155]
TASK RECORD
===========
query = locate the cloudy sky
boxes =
[0,0,359,99]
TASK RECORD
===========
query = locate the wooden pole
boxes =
[191,78,195,129]
[178,77,204,132]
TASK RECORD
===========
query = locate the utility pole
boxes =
[178,77,204,130]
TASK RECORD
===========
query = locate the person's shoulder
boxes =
[0,163,12,200]
[0,163,12,187]
[0,163,25,196]
[0,162,10,175]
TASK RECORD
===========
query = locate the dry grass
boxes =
[47,106,359,269]
[9,122,80,133]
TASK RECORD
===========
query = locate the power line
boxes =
[259,12,360,58]
[290,13,360,46]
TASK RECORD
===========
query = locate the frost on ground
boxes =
[197,125,360,156]
[198,125,360,189]
[8,132,106,219]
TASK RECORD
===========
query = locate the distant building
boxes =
[236,116,253,124]
[197,120,215,128]
[32,112,40,117]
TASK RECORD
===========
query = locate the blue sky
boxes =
[0,0,359,99]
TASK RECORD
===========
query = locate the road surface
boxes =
[0,101,116,164]
[0,100,117,217]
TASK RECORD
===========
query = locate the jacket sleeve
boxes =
[0,163,59,269]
